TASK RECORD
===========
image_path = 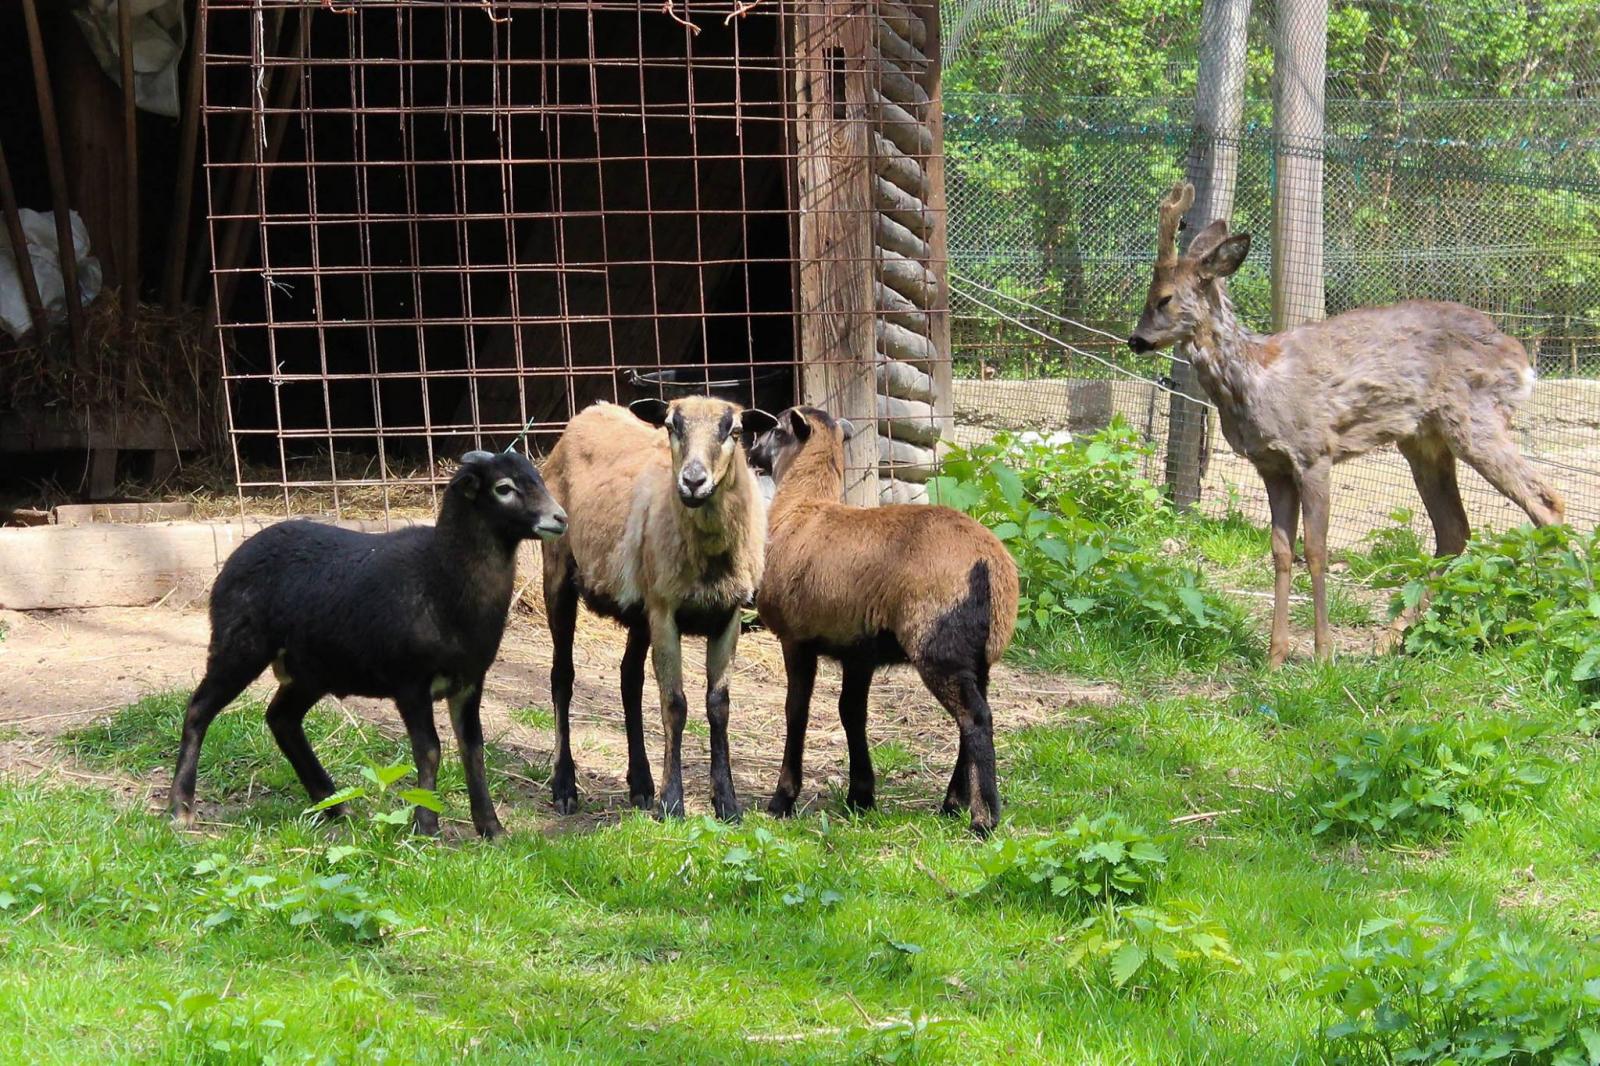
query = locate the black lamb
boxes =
[169,450,567,838]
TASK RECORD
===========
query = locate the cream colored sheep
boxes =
[539,397,776,819]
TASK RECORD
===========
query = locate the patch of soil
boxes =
[0,603,1121,832]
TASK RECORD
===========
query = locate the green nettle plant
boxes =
[973,815,1241,991]
[927,423,1250,658]
[1387,524,1600,690]
[187,850,407,942]
[972,812,1168,907]
[1313,913,1600,1065]
[306,761,445,830]
[1303,719,1554,840]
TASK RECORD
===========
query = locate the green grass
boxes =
[510,705,555,731]
[1289,579,1376,628]
[4,644,1597,1063]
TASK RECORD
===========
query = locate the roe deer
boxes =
[1128,182,1563,666]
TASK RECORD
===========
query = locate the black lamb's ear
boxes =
[629,398,671,427]
[837,417,856,441]
[741,408,777,436]
[786,408,812,441]
[459,449,496,465]
[450,461,486,500]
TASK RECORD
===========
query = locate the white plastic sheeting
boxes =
[72,0,188,118]
[0,209,103,341]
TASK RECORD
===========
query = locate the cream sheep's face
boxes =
[628,396,776,508]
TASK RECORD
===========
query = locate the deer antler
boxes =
[1157,182,1195,265]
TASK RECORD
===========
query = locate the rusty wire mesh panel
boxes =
[942,0,1600,548]
[201,0,946,517]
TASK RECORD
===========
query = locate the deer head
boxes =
[1128,182,1253,354]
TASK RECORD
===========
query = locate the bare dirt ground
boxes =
[0,603,1118,831]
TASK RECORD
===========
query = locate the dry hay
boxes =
[1,290,224,452]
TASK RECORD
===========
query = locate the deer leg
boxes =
[1299,461,1333,662]
[1263,472,1300,668]
[1385,437,1470,653]
[1451,413,1564,527]
[1399,437,1471,557]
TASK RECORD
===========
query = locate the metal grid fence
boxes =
[202,0,946,515]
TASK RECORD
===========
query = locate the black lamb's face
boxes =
[451,451,567,540]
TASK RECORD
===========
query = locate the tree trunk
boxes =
[1165,0,1252,509]
[1271,0,1327,330]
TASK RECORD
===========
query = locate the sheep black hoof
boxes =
[656,793,685,820]
[968,819,997,840]
[766,794,796,818]
[939,799,966,818]
[844,791,876,813]
[412,811,441,837]
[476,819,506,840]
[629,791,655,812]
[713,801,743,824]
[552,795,579,816]
[318,802,352,823]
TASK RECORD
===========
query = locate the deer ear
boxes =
[1185,218,1231,260]
[1198,233,1251,279]
[629,398,671,427]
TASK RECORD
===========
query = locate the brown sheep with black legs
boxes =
[539,397,776,820]
[750,406,1019,836]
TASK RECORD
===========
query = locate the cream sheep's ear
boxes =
[629,398,671,427]
[837,418,856,441]
[741,409,777,436]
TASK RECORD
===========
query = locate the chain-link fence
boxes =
[941,0,1600,547]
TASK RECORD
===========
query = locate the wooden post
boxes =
[163,3,207,312]
[118,0,140,343]
[21,0,86,360]
[792,0,879,506]
[0,143,51,340]
[1271,0,1326,330]
[1164,0,1251,509]
[911,0,951,460]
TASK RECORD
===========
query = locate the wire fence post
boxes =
[1271,0,1327,331]
[1166,0,1251,510]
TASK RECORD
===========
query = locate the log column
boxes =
[868,0,947,504]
